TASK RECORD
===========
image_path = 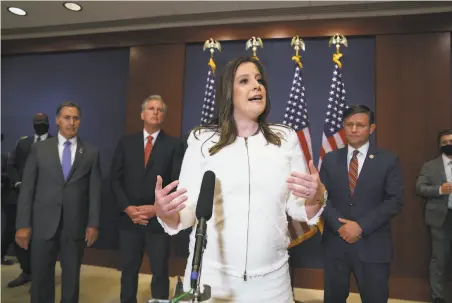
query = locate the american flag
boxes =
[200,67,216,125]
[282,65,320,248]
[318,63,349,169]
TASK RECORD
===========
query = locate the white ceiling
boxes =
[2,1,452,40]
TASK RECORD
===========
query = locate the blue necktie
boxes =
[62,141,72,180]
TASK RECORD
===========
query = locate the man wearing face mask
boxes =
[1,133,15,266]
[6,113,52,288]
[416,129,452,303]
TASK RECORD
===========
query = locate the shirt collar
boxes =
[35,133,48,141]
[143,129,161,141]
[58,132,77,146]
[442,153,452,167]
[348,141,370,157]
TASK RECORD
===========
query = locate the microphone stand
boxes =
[170,230,211,302]
[191,263,203,303]
[191,227,210,303]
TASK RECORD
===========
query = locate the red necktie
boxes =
[348,150,359,195]
[144,135,153,167]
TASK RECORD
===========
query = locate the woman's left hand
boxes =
[287,160,324,203]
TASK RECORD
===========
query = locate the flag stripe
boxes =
[282,65,322,248]
[318,63,349,172]
[297,130,312,164]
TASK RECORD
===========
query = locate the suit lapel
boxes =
[353,145,379,197]
[65,138,85,183]
[132,132,146,171]
[437,156,447,183]
[23,136,34,154]
[48,137,65,181]
[337,147,351,198]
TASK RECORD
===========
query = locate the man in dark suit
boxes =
[416,129,452,303]
[15,102,102,303]
[5,113,53,287]
[320,105,404,303]
[1,133,15,266]
[111,94,184,303]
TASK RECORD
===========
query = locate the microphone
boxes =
[190,170,215,290]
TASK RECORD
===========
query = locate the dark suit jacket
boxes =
[1,152,13,205]
[16,136,102,240]
[416,156,450,228]
[7,135,53,187]
[110,130,185,233]
[320,145,404,263]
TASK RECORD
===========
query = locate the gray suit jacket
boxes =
[416,156,450,228]
[16,136,102,240]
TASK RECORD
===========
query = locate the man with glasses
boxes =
[319,104,404,303]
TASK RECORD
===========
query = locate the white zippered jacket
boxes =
[158,125,323,280]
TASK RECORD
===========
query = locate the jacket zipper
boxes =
[243,137,251,281]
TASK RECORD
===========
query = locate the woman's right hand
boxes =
[154,175,188,220]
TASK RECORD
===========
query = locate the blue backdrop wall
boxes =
[1,48,130,249]
[1,48,130,176]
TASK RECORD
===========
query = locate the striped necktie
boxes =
[144,135,153,167]
[349,150,359,195]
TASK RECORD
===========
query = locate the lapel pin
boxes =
[79,148,83,154]
[369,154,374,159]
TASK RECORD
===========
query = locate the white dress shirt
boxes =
[34,133,48,142]
[143,129,160,148]
[57,133,77,166]
[441,154,452,209]
[347,141,370,177]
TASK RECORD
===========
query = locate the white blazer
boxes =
[158,125,323,279]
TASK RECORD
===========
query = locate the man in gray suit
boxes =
[15,102,102,303]
[416,129,452,303]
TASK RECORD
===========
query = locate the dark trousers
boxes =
[429,210,452,300]
[30,218,85,303]
[1,203,31,274]
[119,224,170,303]
[324,247,390,303]
[1,203,17,259]
[288,249,295,294]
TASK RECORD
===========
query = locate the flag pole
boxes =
[287,36,320,249]
[200,38,221,126]
[328,33,348,68]
[203,38,221,72]
[290,35,305,69]
[245,36,263,60]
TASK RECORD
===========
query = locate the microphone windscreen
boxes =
[195,170,216,221]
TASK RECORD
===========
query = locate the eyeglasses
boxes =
[344,122,369,130]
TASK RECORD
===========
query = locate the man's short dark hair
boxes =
[437,129,452,145]
[56,102,81,117]
[343,104,375,125]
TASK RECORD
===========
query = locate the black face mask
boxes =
[440,144,452,156]
[33,123,49,136]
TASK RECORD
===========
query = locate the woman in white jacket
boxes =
[154,57,327,302]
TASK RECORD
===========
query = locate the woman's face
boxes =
[232,62,267,122]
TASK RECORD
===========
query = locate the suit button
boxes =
[350,203,355,206]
